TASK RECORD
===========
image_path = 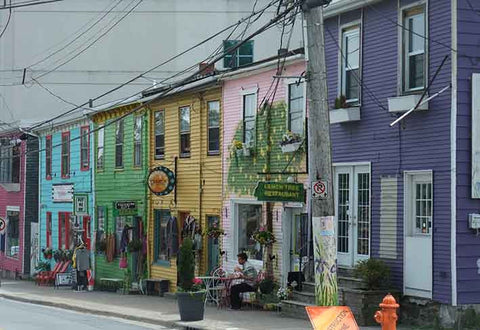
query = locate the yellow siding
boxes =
[148,86,223,292]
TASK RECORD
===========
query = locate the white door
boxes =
[334,165,371,267]
[404,171,433,299]
[282,208,306,283]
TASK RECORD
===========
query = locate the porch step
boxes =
[337,267,356,278]
[338,275,367,290]
[300,281,315,294]
[291,290,315,304]
[280,299,312,319]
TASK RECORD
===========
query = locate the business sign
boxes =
[74,194,88,215]
[52,184,74,203]
[148,166,176,196]
[0,217,6,234]
[306,306,359,330]
[114,201,137,216]
[254,182,305,203]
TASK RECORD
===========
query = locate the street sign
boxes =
[0,217,5,234]
[312,180,327,199]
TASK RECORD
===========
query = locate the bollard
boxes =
[374,293,399,330]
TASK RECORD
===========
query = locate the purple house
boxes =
[323,0,480,313]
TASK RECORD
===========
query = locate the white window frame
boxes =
[5,208,20,259]
[207,100,221,155]
[338,22,361,105]
[398,1,428,94]
[179,106,191,157]
[404,170,433,237]
[154,110,165,160]
[97,125,104,170]
[230,198,264,270]
[240,87,258,148]
[133,115,143,168]
[285,78,306,136]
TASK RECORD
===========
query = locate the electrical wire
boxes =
[0,0,62,10]
[466,0,480,17]
[31,77,87,109]
[0,3,12,40]
[26,0,283,131]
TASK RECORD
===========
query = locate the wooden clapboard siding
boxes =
[148,85,223,292]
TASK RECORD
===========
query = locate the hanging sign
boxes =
[52,184,74,203]
[254,182,305,203]
[74,194,88,215]
[114,201,137,216]
[306,306,359,330]
[0,217,6,234]
[148,166,176,196]
[312,180,328,199]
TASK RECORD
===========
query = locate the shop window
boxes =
[115,216,126,255]
[237,204,262,262]
[46,212,52,248]
[154,209,171,263]
[6,210,19,258]
[58,212,72,250]
[80,126,90,171]
[97,206,105,233]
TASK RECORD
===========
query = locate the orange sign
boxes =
[147,166,176,196]
[305,306,359,330]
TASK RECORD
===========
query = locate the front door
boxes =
[334,165,371,267]
[282,208,308,284]
[404,171,433,298]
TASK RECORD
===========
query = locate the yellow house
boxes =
[147,79,222,292]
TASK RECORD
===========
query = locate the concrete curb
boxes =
[0,292,201,330]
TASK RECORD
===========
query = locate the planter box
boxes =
[243,146,252,157]
[280,141,303,153]
[388,94,428,113]
[329,107,360,124]
[177,291,206,321]
[341,288,400,326]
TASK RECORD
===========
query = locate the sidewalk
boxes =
[0,280,316,330]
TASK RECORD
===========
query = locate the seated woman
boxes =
[229,252,257,310]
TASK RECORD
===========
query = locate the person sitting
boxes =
[230,252,257,310]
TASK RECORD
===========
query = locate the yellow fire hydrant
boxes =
[374,294,400,330]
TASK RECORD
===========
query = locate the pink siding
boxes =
[0,136,26,275]
[221,61,307,279]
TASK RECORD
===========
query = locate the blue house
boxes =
[36,116,94,258]
[322,0,480,319]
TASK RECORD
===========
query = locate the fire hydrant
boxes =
[374,293,399,330]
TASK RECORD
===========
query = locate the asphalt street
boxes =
[0,298,174,330]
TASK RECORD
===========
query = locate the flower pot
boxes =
[176,291,206,321]
[235,149,243,157]
[243,147,251,157]
[280,141,302,153]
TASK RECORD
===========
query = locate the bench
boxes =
[99,278,123,292]
[144,278,169,296]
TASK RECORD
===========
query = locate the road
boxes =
[0,298,175,330]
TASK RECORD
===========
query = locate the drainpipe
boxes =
[198,92,204,275]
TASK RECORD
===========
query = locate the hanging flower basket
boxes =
[279,131,303,153]
[206,227,225,239]
[252,227,276,246]
[280,141,303,153]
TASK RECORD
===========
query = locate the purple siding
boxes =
[325,0,452,304]
[456,0,480,305]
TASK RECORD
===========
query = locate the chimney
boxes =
[199,62,215,76]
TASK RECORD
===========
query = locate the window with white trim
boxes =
[133,116,142,167]
[243,93,256,146]
[237,204,263,262]
[97,126,104,170]
[223,40,254,68]
[207,101,220,154]
[0,141,20,184]
[287,81,305,136]
[6,210,19,258]
[180,106,191,157]
[341,26,360,104]
[154,111,165,159]
[115,120,124,168]
[406,172,432,236]
[403,6,426,92]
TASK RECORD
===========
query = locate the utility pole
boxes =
[302,0,337,306]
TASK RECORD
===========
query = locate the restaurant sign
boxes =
[114,201,137,216]
[148,166,176,196]
[254,182,305,203]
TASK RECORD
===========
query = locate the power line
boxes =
[27,0,124,69]
[31,77,88,110]
[26,0,283,131]
[0,2,12,39]
[21,0,300,161]
[0,0,62,10]
[31,0,144,82]
[466,0,480,17]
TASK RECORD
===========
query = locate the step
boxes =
[280,299,312,320]
[291,290,316,304]
[337,267,356,278]
[300,281,315,294]
[338,275,367,290]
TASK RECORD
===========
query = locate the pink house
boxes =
[0,129,38,278]
[221,52,309,285]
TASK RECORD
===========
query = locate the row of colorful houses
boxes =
[0,0,480,318]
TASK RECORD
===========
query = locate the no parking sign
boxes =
[312,180,328,199]
[0,217,6,234]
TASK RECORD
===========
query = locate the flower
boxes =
[252,228,276,246]
[280,131,302,146]
[277,286,292,300]
[206,226,225,239]
[232,140,243,150]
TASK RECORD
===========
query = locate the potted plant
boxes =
[205,223,225,239]
[334,94,349,109]
[252,226,276,246]
[279,131,303,153]
[127,239,143,253]
[176,237,206,321]
[42,247,53,259]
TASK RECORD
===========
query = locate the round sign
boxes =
[313,181,325,194]
[0,217,6,234]
[148,166,176,196]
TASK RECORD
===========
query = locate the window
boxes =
[406,172,432,236]
[6,210,19,258]
[223,40,254,68]
[207,101,220,154]
[97,125,104,170]
[115,216,126,254]
[115,120,124,168]
[154,111,165,159]
[97,206,105,233]
[58,212,72,250]
[45,135,52,179]
[287,82,305,136]
[403,6,426,92]
[243,93,256,146]
[83,216,91,250]
[237,204,263,262]
[180,107,190,157]
[61,132,70,178]
[341,26,360,104]
[46,212,52,248]
[134,116,142,167]
[0,142,20,183]
[80,126,90,171]
[154,209,171,262]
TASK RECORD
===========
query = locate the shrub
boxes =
[354,258,391,290]
[178,237,195,291]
